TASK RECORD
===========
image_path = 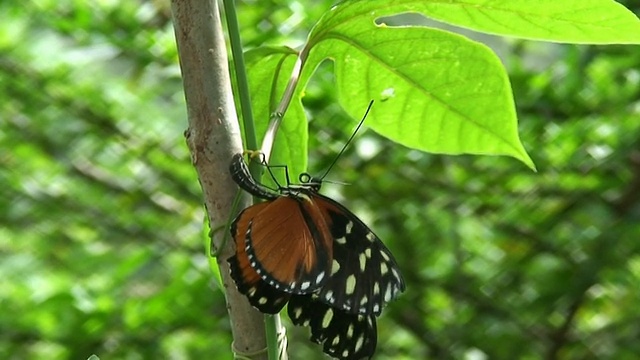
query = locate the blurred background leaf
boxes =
[1,0,639,359]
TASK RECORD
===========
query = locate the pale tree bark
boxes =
[171,0,267,358]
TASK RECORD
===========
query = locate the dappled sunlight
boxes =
[2,0,639,359]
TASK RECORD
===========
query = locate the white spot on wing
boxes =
[325,290,334,303]
[316,271,325,284]
[380,262,388,275]
[384,285,392,302]
[331,259,341,275]
[359,253,367,272]
[293,307,302,319]
[345,221,354,234]
[336,236,347,244]
[345,274,356,295]
[332,335,340,346]
[354,334,364,352]
[322,308,334,329]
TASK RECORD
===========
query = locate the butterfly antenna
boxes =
[319,100,374,180]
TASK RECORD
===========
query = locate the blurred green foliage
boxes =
[1,1,639,359]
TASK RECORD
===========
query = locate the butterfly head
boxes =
[298,172,323,193]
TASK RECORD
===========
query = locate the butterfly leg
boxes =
[244,150,293,188]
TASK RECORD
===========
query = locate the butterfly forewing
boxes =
[244,194,334,294]
[312,193,406,315]
[228,202,290,313]
[288,295,377,360]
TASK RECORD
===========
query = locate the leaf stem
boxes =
[260,47,308,163]
[222,0,257,152]
[222,1,285,359]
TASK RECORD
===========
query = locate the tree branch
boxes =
[170,0,267,358]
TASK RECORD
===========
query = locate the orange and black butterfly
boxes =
[228,152,405,316]
[226,102,404,359]
[227,152,400,359]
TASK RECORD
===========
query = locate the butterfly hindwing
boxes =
[311,193,406,315]
[288,294,377,360]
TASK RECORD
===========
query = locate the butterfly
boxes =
[226,101,404,359]
[227,152,405,316]
[228,225,377,359]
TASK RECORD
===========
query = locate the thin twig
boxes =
[259,47,307,163]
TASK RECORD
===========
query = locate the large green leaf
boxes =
[409,0,640,44]
[247,0,640,169]
[304,2,534,168]
[318,0,640,44]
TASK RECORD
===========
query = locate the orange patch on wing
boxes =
[247,195,333,291]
